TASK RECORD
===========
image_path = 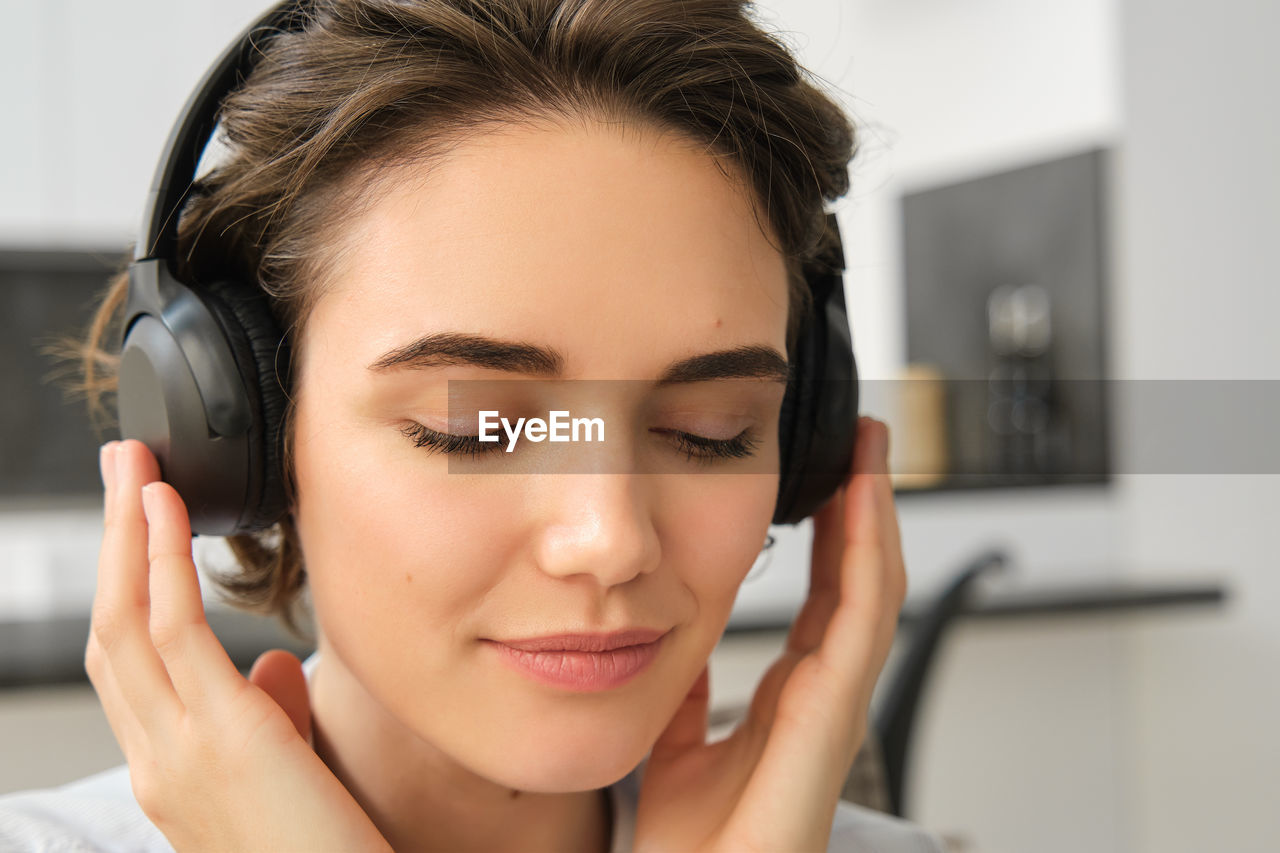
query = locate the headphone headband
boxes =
[138,1,302,263]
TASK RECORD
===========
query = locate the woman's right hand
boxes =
[85,439,392,853]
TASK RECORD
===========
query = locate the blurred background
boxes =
[1,1,1276,851]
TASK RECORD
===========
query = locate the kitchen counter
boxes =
[1,576,1225,688]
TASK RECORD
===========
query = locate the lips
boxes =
[491,628,670,652]
[484,630,669,691]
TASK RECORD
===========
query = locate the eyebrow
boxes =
[366,332,789,384]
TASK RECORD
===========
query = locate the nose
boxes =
[532,473,661,587]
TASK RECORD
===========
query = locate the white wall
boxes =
[0,0,270,249]
[1113,0,1280,849]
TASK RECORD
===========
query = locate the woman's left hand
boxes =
[633,416,906,853]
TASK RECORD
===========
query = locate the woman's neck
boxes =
[307,650,614,853]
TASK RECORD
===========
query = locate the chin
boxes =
[474,728,651,793]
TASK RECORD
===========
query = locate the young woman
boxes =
[1,1,946,850]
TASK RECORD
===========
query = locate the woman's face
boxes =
[290,115,790,791]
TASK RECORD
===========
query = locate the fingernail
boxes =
[141,482,160,520]
[115,440,132,487]
[869,424,888,472]
[99,442,115,491]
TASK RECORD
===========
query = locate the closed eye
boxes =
[400,422,760,462]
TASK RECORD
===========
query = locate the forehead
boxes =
[305,117,790,378]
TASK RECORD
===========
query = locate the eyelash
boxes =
[397,422,760,463]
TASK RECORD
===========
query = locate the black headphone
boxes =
[118,0,859,537]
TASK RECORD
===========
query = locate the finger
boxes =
[785,487,842,655]
[86,444,141,755]
[808,481,845,597]
[248,650,313,745]
[814,416,884,597]
[733,655,850,850]
[740,648,804,747]
[786,416,881,657]
[815,437,894,709]
[142,481,248,717]
[871,430,908,608]
[732,478,887,848]
[96,440,162,609]
[648,665,710,760]
[735,424,904,849]
[99,441,116,519]
[84,629,143,759]
[858,422,908,646]
[91,440,183,731]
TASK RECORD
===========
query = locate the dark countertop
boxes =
[1,576,1227,688]
[0,608,316,688]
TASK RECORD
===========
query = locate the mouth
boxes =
[487,627,670,653]
[482,629,670,692]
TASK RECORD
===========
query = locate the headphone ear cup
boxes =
[774,335,813,525]
[196,279,292,532]
[773,215,859,526]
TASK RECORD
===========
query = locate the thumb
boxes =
[249,649,313,747]
[649,665,710,760]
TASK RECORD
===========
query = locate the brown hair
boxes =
[59,0,857,641]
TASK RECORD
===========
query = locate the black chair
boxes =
[872,546,1010,817]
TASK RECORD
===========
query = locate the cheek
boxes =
[291,412,520,657]
[667,472,779,616]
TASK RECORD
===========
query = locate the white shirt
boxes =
[0,653,947,852]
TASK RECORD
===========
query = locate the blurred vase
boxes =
[889,363,949,489]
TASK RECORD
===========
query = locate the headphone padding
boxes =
[773,214,859,525]
[196,279,292,533]
[774,327,811,524]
